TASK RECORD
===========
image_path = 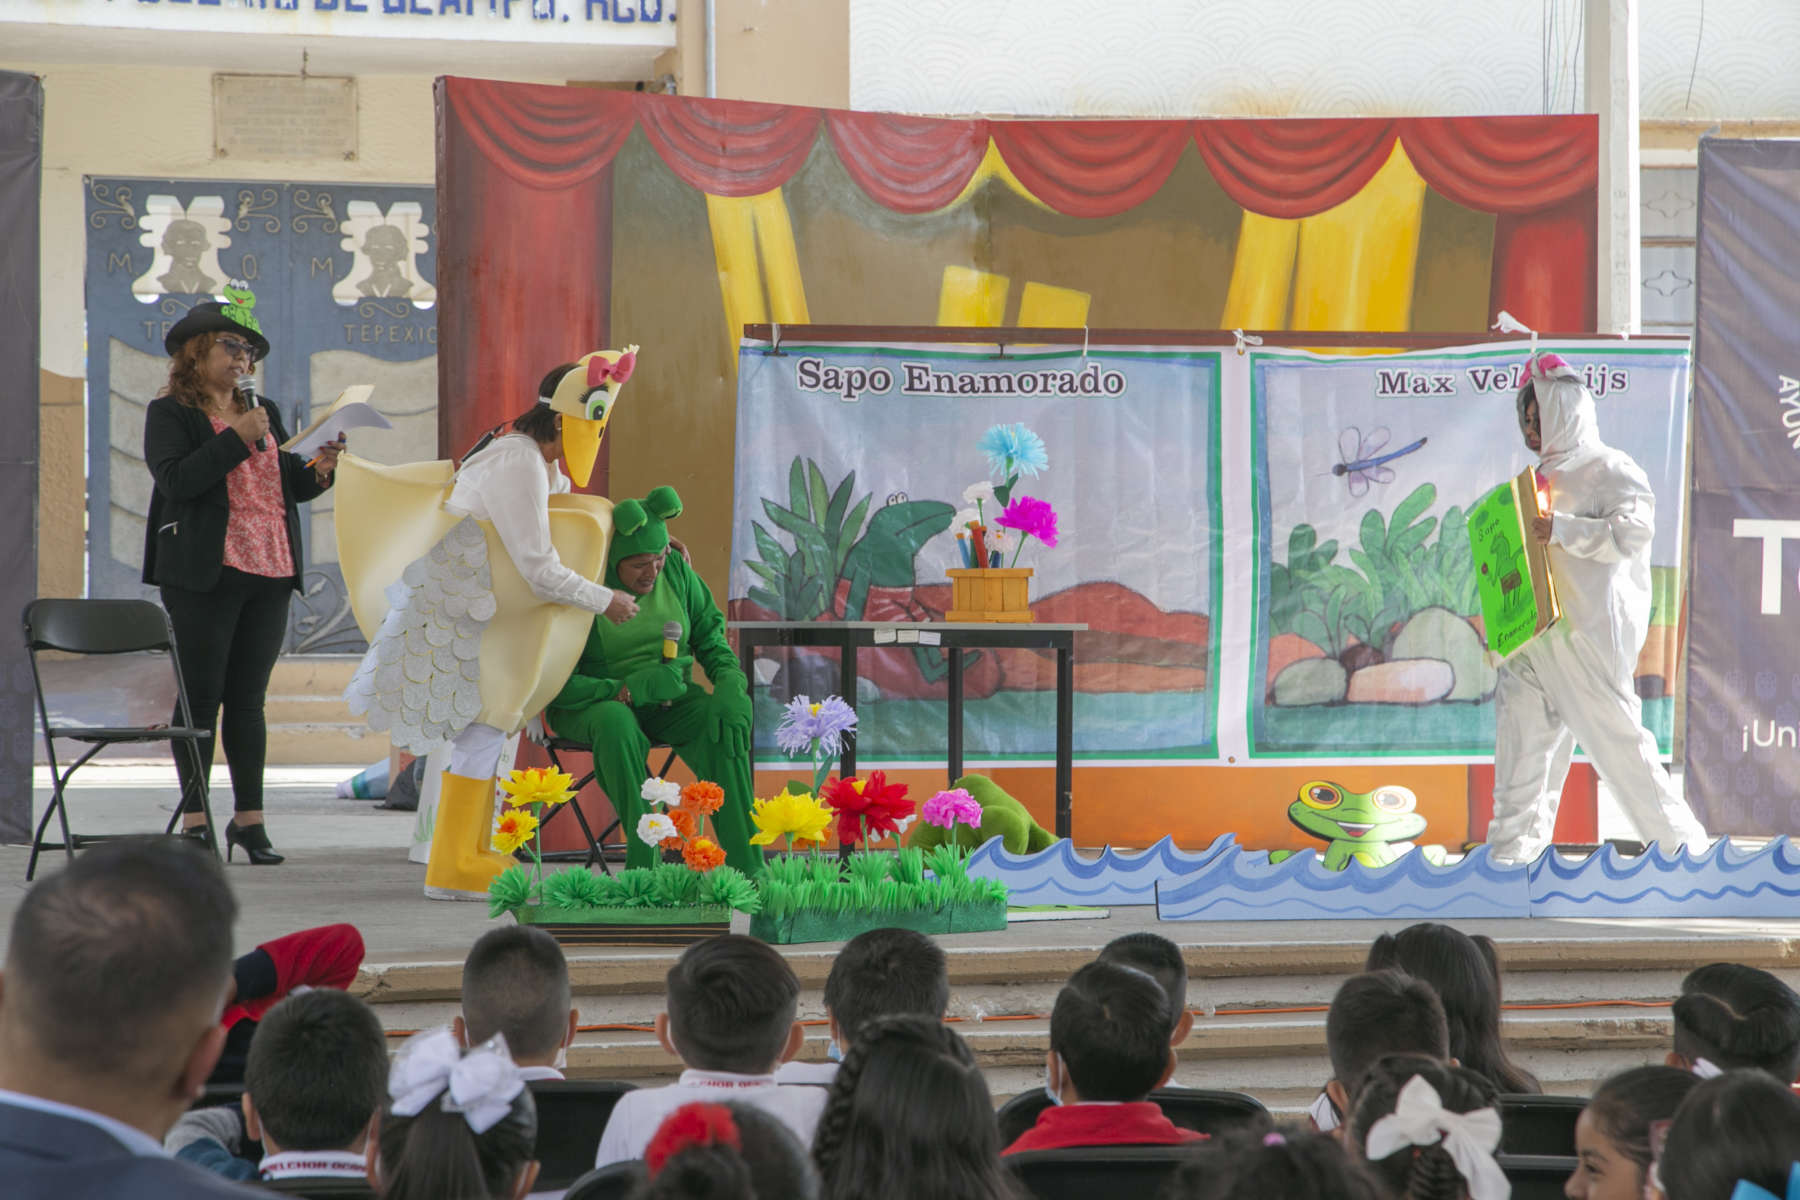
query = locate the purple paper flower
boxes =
[995,495,1059,549]
[921,788,982,830]
[774,694,858,758]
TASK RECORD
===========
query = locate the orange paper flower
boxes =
[682,837,726,872]
[681,780,725,815]
[669,808,698,838]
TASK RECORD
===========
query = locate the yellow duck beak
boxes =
[561,414,605,488]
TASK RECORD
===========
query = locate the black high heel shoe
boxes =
[226,820,285,866]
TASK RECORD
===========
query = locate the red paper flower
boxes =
[821,771,914,846]
[644,1102,740,1177]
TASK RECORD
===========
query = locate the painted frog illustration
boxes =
[1269,781,1428,869]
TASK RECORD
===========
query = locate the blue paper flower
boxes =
[774,694,858,758]
[978,423,1049,479]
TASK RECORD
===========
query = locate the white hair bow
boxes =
[388,1026,525,1135]
[1364,1076,1510,1200]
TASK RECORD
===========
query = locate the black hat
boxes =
[164,300,270,361]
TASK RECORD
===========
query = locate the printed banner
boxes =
[729,344,1223,764]
[1687,139,1800,836]
[1249,346,1689,760]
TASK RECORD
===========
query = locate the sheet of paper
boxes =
[281,384,392,457]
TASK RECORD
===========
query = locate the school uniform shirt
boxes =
[593,1070,829,1168]
[1001,1102,1207,1155]
[772,1061,839,1086]
[258,1150,368,1182]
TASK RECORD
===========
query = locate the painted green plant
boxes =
[1271,483,1480,660]
[746,457,954,621]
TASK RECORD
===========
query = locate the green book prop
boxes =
[1467,468,1561,659]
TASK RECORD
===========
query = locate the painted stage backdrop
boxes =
[731,344,1220,763]
[84,176,440,653]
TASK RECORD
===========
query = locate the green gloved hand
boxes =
[623,656,692,706]
[707,676,751,744]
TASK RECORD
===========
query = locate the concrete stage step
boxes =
[350,929,1800,1113]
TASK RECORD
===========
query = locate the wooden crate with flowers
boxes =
[484,767,759,947]
[948,423,1059,622]
[746,695,1008,944]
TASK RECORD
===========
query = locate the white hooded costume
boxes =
[1487,354,1708,863]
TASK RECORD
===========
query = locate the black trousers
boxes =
[161,566,293,814]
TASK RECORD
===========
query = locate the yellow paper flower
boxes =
[748,790,833,847]
[500,766,574,809]
[494,808,539,854]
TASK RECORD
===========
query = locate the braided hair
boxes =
[1347,1055,1499,1200]
[1673,963,1800,1082]
[812,1014,1017,1200]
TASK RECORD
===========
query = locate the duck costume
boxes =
[338,347,636,899]
[545,486,757,874]
[1488,352,1708,864]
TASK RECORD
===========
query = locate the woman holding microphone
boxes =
[142,293,344,865]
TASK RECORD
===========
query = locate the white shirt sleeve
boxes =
[449,437,613,614]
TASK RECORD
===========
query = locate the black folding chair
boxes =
[1497,1153,1579,1200]
[1497,1093,1586,1157]
[564,1160,645,1200]
[1005,1145,1198,1200]
[537,733,677,874]
[260,1179,377,1199]
[23,598,217,879]
[527,1078,638,1192]
[996,1086,1266,1146]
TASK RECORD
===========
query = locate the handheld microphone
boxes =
[236,375,267,451]
[661,622,682,708]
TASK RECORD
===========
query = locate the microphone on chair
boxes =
[236,375,267,452]
[662,622,682,708]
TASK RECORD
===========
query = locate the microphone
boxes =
[661,622,682,708]
[236,375,267,452]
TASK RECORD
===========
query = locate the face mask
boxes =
[826,1039,843,1063]
[1043,1058,1063,1107]
[553,1046,568,1071]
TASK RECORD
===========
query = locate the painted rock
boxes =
[1391,606,1495,701]
[1346,658,1454,704]
[1271,657,1348,706]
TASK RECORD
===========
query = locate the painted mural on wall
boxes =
[85,176,439,653]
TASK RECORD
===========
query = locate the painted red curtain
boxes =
[1191,118,1400,219]
[437,78,623,485]
[824,111,988,213]
[638,97,821,196]
[987,119,1192,218]
[1400,116,1598,331]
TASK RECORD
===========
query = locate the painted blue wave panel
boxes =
[967,834,1235,907]
[1154,846,1532,922]
[1527,837,1800,917]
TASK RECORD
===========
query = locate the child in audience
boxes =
[1565,1065,1699,1200]
[1004,960,1203,1154]
[212,921,366,1084]
[1313,969,1451,1133]
[1347,1055,1505,1200]
[1365,921,1540,1093]
[1667,962,1800,1082]
[776,926,949,1086]
[374,1026,540,1200]
[812,1014,1017,1200]
[1098,931,1196,1049]
[1160,1127,1389,1200]
[596,935,822,1167]
[1656,1071,1800,1200]
[458,926,579,1080]
[630,1101,820,1200]
[167,989,388,1186]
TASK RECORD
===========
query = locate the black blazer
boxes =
[141,394,330,593]
[0,1097,264,1199]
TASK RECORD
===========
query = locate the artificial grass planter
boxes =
[488,861,757,947]
[749,846,1009,945]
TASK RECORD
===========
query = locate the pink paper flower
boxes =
[922,788,982,830]
[996,495,1059,549]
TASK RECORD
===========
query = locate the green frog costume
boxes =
[546,486,756,873]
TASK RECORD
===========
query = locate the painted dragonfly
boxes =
[1333,426,1428,498]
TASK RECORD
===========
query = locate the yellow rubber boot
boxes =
[423,771,515,901]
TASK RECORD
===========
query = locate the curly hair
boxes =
[162,331,247,411]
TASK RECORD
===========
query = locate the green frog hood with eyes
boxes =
[1274,780,1429,869]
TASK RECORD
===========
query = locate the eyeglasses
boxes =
[217,337,255,359]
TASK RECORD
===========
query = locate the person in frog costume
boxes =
[1269,781,1428,869]
[545,486,757,873]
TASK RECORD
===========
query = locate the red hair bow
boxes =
[587,350,636,388]
[644,1103,741,1177]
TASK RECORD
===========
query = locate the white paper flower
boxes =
[962,480,996,505]
[988,526,1015,551]
[636,812,678,846]
[954,507,981,529]
[640,777,682,808]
